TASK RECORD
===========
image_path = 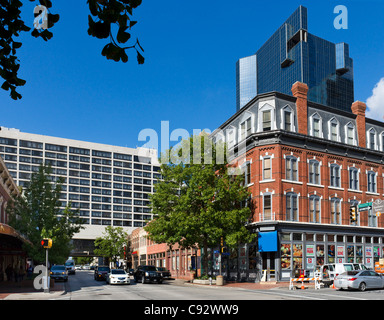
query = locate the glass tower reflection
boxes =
[236,6,354,112]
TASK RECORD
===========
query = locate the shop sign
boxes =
[306,257,315,269]
[337,246,344,257]
[366,247,373,258]
[306,245,315,257]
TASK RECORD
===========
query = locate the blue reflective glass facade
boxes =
[236,5,354,113]
[236,54,257,110]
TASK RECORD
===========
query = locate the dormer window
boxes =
[329,118,340,142]
[367,128,377,150]
[310,113,322,138]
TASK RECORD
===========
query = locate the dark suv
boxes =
[94,266,110,281]
[134,265,163,284]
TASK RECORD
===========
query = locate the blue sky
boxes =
[1,0,384,153]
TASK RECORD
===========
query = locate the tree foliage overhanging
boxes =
[7,164,83,264]
[144,134,256,275]
[0,0,144,100]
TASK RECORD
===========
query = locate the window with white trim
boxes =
[282,105,295,132]
[367,128,377,150]
[345,122,356,146]
[330,197,341,225]
[329,118,340,142]
[349,167,359,190]
[309,195,321,223]
[285,156,298,181]
[310,113,322,138]
[367,171,377,193]
[240,117,252,141]
[263,193,272,221]
[286,192,298,221]
[262,156,272,180]
[308,159,320,185]
[330,163,341,188]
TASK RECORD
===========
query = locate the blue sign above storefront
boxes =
[258,231,278,252]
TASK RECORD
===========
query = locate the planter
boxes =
[192,279,216,285]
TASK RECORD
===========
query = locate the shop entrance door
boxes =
[261,252,276,281]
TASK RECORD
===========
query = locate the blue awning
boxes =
[258,231,278,252]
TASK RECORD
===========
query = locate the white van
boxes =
[65,259,76,275]
[315,263,370,286]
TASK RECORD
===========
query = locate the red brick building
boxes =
[211,81,384,282]
[0,156,24,282]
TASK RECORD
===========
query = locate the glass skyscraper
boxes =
[236,6,354,112]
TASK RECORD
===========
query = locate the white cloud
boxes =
[366,78,384,121]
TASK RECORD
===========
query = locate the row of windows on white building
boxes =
[217,105,384,152]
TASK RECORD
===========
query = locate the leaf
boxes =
[116,26,131,43]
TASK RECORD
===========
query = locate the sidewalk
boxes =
[0,280,66,300]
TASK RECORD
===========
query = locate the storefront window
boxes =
[316,245,324,265]
[347,246,354,262]
[356,246,363,263]
[293,244,303,273]
[281,244,291,270]
[328,245,335,263]
[248,245,257,270]
[337,245,344,263]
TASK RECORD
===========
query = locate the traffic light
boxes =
[41,238,52,249]
[350,206,357,223]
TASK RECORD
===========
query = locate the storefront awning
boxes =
[258,231,278,252]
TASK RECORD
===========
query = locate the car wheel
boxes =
[359,282,366,292]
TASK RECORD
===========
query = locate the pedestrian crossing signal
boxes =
[41,238,52,249]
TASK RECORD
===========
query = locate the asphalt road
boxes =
[57,270,384,301]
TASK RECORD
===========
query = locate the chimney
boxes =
[351,101,367,148]
[291,82,309,135]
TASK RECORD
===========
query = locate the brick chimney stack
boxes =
[351,101,367,148]
[291,82,309,135]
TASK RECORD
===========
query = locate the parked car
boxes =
[134,265,163,284]
[156,267,171,279]
[75,265,82,270]
[83,264,90,270]
[94,266,110,281]
[106,269,130,285]
[334,270,384,291]
[50,265,68,282]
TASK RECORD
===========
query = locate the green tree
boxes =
[7,164,83,264]
[144,134,255,276]
[94,226,128,266]
[1,0,144,100]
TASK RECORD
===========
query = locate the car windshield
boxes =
[52,266,66,271]
[143,266,157,271]
[98,267,110,271]
[157,267,166,271]
[111,270,126,274]
[65,262,74,266]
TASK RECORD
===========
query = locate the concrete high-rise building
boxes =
[0,127,160,255]
[236,6,354,112]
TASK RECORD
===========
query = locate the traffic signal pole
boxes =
[45,248,49,293]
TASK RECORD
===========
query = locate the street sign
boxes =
[358,202,372,212]
[373,199,384,217]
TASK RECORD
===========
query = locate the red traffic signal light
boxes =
[41,238,52,249]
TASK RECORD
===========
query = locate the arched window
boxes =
[286,192,298,221]
[309,195,321,223]
[330,163,341,188]
[308,159,320,185]
[329,117,340,142]
[367,128,377,150]
[330,198,341,225]
[348,167,359,190]
[310,113,322,138]
[345,122,356,146]
[285,155,298,181]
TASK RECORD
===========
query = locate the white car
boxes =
[106,269,130,285]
